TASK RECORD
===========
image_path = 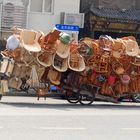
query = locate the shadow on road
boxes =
[1,101,140,110]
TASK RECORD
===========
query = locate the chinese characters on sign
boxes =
[55,24,79,31]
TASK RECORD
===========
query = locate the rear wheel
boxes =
[132,93,140,102]
[79,84,95,105]
[79,90,95,105]
[65,90,80,104]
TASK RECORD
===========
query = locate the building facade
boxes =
[80,0,140,43]
[0,0,80,38]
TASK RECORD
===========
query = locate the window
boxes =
[30,0,53,13]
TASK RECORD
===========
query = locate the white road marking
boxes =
[121,128,140,131]
[0,126,3,129]
[37,127,86,130]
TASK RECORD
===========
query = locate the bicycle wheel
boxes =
[79,90,95,105]
[65,90,80,104]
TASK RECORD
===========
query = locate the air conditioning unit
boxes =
[61,12,85,28]
[1,0,26,31]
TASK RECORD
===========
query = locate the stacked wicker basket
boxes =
[0,27,139,98]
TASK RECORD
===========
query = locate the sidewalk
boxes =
[4,88,62,98]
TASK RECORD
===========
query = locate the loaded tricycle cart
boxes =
[0,27,140,105]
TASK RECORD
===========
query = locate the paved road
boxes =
[0,96,140,140]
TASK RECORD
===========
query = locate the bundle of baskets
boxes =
[0,27,140,99]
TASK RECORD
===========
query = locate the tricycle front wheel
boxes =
[79,91,95,105]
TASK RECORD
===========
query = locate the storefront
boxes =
[80,0,140,44]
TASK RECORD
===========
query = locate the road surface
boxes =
[0,96,140,140]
